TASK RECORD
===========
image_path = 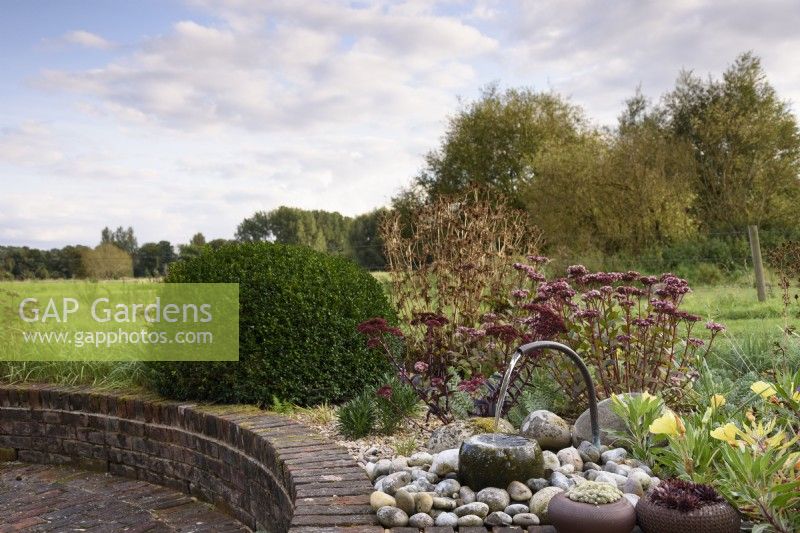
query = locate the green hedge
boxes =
[146,242,393,405]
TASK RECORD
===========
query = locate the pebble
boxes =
[369,491,395,511]
[435,479,460,497]
[601,447,628,464]
[407,452,433,467]
[542,450,560,475]
[394,489,415,515]
[378,471,411,495]
[616,463,633,476]
[513,512,541,526]
[529,486,563,520]
[408,513,434,527]
[429,449,459,476]
[628,469,652,491]
[623,477,644,496]
[374,459,392,477]
[577,440,601,463]
[476,487,510,513]
[504,503,530,516]
[556,446,583,471]
[376,506,408,527]
[434,512,458,526]
[415,492,433,514]
[412,478,436,492]
[549,471,574,491]
[555,463,575,475]
[410,467,438,483]
[595,471,628,489]
[459,486,476,504]
[364,462,377,481]
[485,511,513,526]
[454,502,490,518]
[432,496,457,510]
[457,514,484,526]
[399,484,420,493]
[526,478,550,493]
[583,461,601,472]
[507,480,533,501]
[623,493,640,507]
[391,457,408,471]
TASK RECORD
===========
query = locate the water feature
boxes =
[493,340,601,447]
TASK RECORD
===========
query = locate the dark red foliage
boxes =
[649,479,725,512]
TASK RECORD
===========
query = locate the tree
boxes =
[81,243,133,279]
[347,208,388,270]
[236,207,353,253]
[189,233,206,247]
[101,226,138,254]
[135,241,175,277]
[415,84,588,205]
[524,92,697,255]
[664,52,800,231]
[598,95,697,253]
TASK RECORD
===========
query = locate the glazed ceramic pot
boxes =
[547,492,636,533]
[637,492,741,533]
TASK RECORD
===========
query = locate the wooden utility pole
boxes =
[747,225,767,302]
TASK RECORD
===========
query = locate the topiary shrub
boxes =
[145,242,393,405]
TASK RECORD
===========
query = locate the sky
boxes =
[1,0,799,249]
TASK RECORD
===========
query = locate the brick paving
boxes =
[0,462,249,532]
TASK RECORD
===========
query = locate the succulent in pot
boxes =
[548,481,636,533]
[636,478,740,533]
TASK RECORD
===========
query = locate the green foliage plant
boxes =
[146,242,394,406]
[374,373,421,434]
[336,390,376,439]
[609,392,665,465]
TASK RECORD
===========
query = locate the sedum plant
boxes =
[567,481,623,505]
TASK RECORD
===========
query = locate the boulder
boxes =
[427,418,514,453]
[519,410,572,450]
[573,394,641,446]
[458,434,543,491]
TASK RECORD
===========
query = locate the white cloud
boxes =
[4,0,800,248]
[63,30,114,49]
[39,3,496,133]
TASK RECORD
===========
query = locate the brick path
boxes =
[0,462,250,532]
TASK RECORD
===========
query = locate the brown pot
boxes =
[548,492,636,533]
[636,493,741,533]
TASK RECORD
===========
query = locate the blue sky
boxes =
[2,0,799,249]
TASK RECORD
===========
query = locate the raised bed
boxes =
[0,384,379,533]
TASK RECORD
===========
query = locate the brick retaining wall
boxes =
[0,384,380,533]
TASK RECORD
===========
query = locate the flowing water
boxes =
[493,348,523,432]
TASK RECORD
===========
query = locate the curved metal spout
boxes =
[500,340,601,447]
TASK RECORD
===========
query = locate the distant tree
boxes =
[664,52,800,231]
[236,207,353,253]
[135,241,175,277]
[101,226,138,254]
[82,243,133,279]
[347,208,388,270]
[189,232,206,247]
[415,84,588,205]
[207,238,231,249]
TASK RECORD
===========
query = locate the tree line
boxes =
[0,228,234,280]
[3,53,798,280]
